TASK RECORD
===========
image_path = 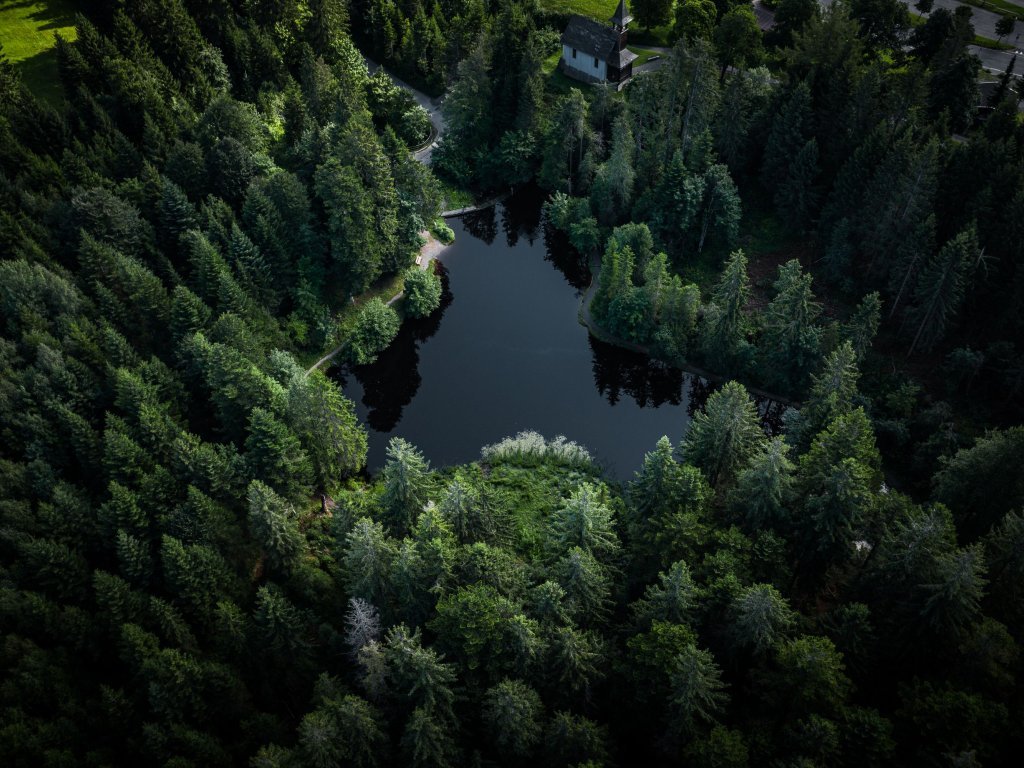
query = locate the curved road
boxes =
[363,56,446,164]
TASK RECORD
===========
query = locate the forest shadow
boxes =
[13,47,63,106]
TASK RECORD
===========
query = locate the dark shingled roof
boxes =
[610,46,638,68]
[561,15,620,61]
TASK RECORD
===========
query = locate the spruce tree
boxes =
[907,225,979,355]
[728,583,795,654]
[761,259,822,392]
[345,518,399,609]
[247,480,305,575]
[549,483,620,563]
[729,436,795,531]
[696,163,741,254]
[244,407,314,502]
[590,115,635,225]
[482,680,543,757]
[285,369,368,492]
[700,250,752,374]
[761,82,812,190]
[774,137,819,230]
[682,380,765,487]
[669,645,729,736]
[843,291,882,361]
[380,437,431,536]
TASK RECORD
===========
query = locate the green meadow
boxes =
[0,0,78,104]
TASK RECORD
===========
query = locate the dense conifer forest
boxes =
[1,0,1023,766]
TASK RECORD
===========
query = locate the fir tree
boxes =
[761,259,822,391]
[682,380,765,487]
[700,250,752,374]
[907,225,979,355]
[380,437,431,536]
[247,480,305,575]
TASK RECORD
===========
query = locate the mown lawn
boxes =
[0,0,78,105]
[440,181,476,212]
[540,0,677,45]
[541,0,621,19]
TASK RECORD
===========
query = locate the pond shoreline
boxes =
[305,231,451,375]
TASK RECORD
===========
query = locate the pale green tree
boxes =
[380,437,431,535]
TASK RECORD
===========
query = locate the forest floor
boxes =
[0,0,77,105]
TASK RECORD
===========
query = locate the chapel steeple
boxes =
[610,0,633,32]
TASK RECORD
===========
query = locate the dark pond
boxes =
[332,190,781,478]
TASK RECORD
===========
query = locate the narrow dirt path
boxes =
[305,231,450,375]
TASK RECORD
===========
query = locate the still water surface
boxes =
[333,192,744,477]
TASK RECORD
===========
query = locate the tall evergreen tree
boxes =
[729,436,795,531]
[682,380,766,487]
[247,480,305,574]
[380,437,431,536]
[728,583,795,654]
[761,259,822,391]
[245,407,314,502]
[907,225,979,355]
[700,250,752,374]
[669,644,729,736]
[549,483,620,563]
[285,369,368,492]
[590,115,635,225]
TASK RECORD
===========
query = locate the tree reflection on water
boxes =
[334,262,453,433]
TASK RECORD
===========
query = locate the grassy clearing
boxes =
[0,0,78,105]
[542,50,561,76]
[631,46,663,66]
[541,0,620,19]
[629,23,675,47]
[440,181,475,211]
[973,33,1014,50]
[540,45,591,96]
[484,462,603,561]
[540,0,676,45]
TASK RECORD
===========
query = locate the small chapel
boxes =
[559,0,638,86]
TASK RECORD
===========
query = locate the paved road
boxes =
[817,0,1022,76]
[971,43,1022,74]
[631,44,671,75]
[900,0,1023,41]
[363,56,446,164]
